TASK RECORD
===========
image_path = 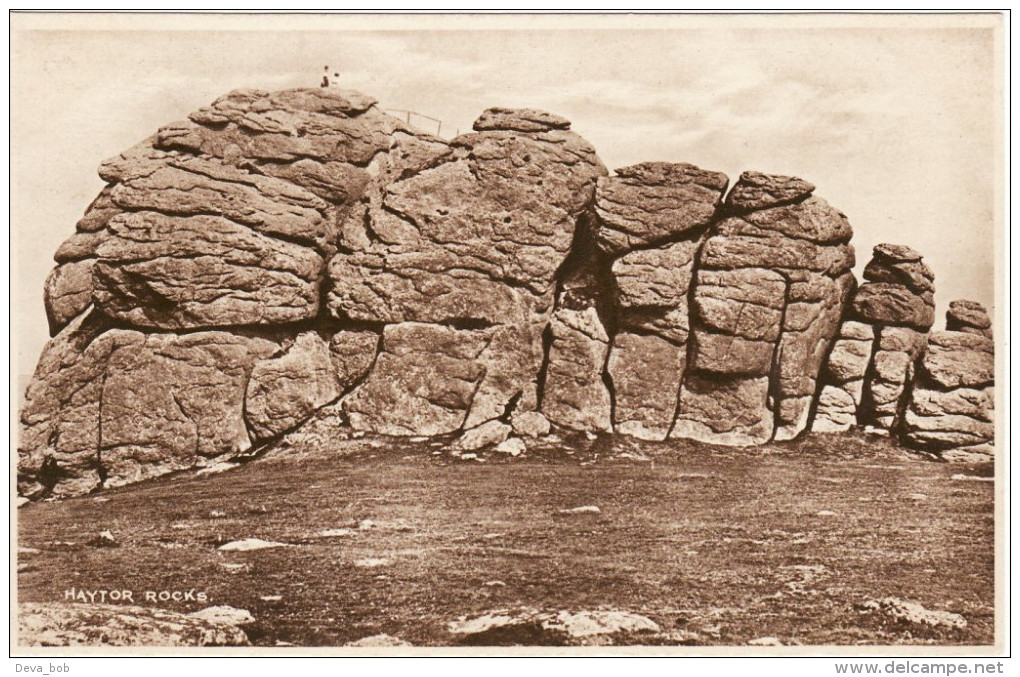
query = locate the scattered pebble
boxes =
[87,530,118,548]
[209,510,227,518]
[748,636,784,646]
[354,557,392,568]
[951,474,994,482]
[618,451,650,462]
[906,493,928,501]
[858,597,967,630]
[91,497,109,503]
[218,538,290,552]
[260,595,282,602]
[18,547,40,555]
[458,453,478,461]
[483,580,507,587]
[345,634,412,647]
[816,510,837,517]
[189,605,255,626]
[495,437,527,456]
[314,528,355,538]
[584,431,598,441]
[558,505,601,515]
[358,519,375,531]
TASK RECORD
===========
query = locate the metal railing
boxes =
[385,109,444,137]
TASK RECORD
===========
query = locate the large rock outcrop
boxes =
[18,87,997,497]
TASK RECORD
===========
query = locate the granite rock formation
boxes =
[18,88,996,497]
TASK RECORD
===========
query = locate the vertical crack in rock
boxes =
[768,277,794,441]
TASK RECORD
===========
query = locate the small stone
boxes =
[455,420,512,451]
[218,538,290,552]
[314,528,355,538]
[87,530,118,548]
[188,606,255,626]
[495,437,527,456]
[816,510,837,517]
[511,411,551,438]
[558,505,601,515]
[16,496,30,508]
[260,595,283,602]
[906,493,928,501]
[354,557,391,568]
[747,636,784,646]
[345,634,412,647]
[483,580,507,587]
[858,597,966,630]
[950,474,994,482]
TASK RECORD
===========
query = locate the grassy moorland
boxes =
[17,420,995,647]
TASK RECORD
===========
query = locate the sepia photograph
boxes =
[9,11,1006,660]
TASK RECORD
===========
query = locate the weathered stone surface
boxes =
[511,410,551,438]
[861,326,927,430]
[455,420,512,451]
[93,212,324,330]
[773,272,854,440]
[328,109,605,326]
[672,374,773,446]
[724,171,814,211]
[244,332,340,440]
[342,324,483,436]
[540,308,612,433]
[328,331,380,392]
[716,197,852,245]
[822,321,875,383]
[18,603,250,647]
[812,385,859,433]
[852,282,934,331]
[612,239,701,344]
[343,323,525,436]
[699,233,854,276]
[158,88,389,167]
[608,332,686,441]
[904,408,994,449]
[811,320,875,433]
[43,261,94,335]
[18,316,279,496]
[19,313,129,497]
[75,187,120,233]
[918,331,994,390]
[100,147,331,250]
[98,331,278,487]
[594,162,727,254]
[54,229,112,263]
[693,268,786,341]
[946,299,992,337]
[473,107,572,133]
[863,252,934,294]
[690,332,776,376]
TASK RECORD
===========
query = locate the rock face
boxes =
[903,323,995,452]
[674,172,855,444]
[18,87,997,497]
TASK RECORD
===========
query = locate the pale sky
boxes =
[11,14,1003,375]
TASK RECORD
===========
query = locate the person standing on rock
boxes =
[320,65,340,88]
